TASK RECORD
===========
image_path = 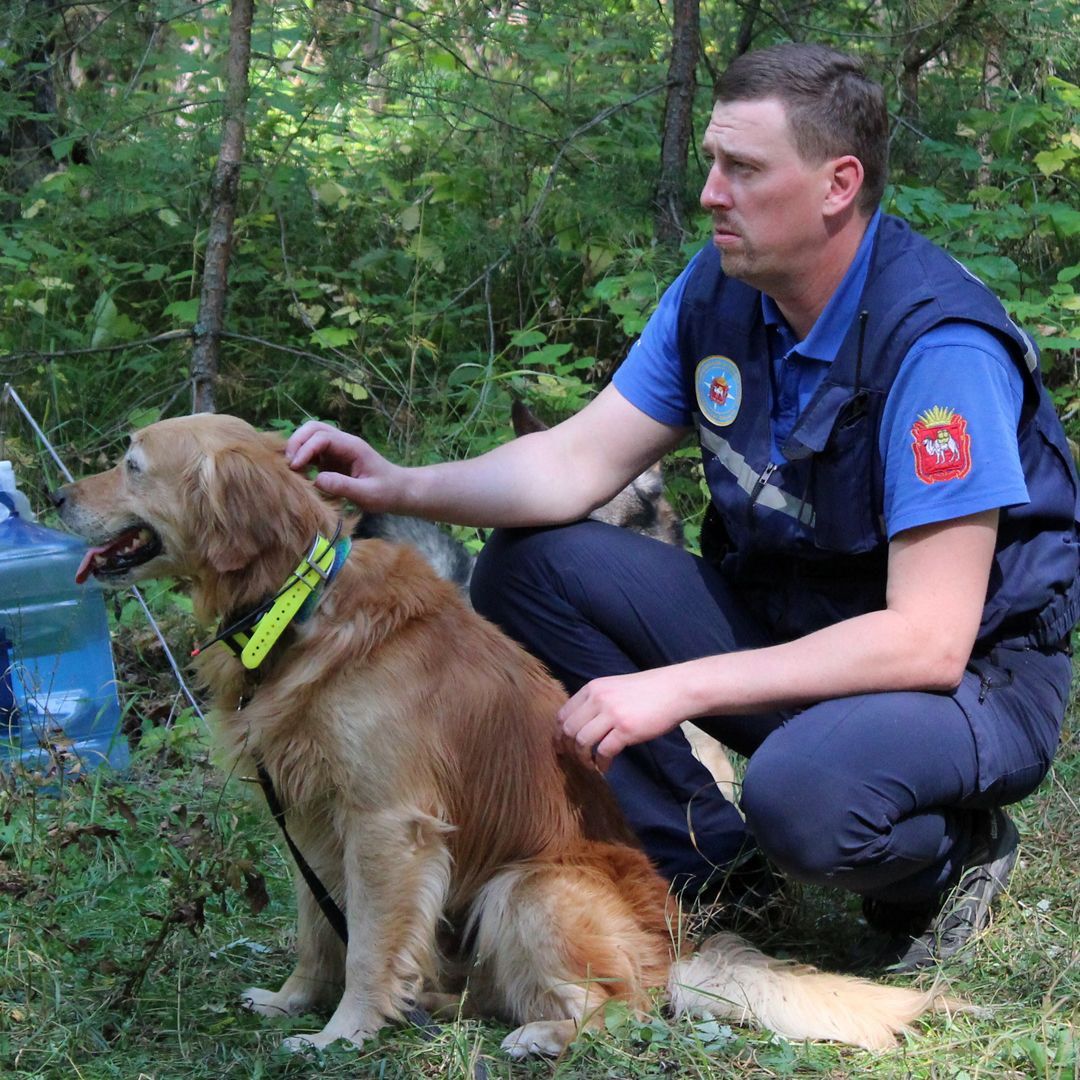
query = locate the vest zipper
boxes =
[748,461,778,533]
[750,461,778,504]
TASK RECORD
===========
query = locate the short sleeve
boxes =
[879,323,1028,539]
[611,252,703,427]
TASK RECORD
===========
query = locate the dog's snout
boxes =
[49,486,68,510]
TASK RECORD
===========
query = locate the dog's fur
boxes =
[57,414,947,1056]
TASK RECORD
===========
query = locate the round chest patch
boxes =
[695,356,742,427]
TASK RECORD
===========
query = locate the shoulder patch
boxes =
[911,406,972,484]
[695,356,742,427]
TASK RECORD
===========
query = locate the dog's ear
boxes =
[511,399,548,437]
[192,437,312,574]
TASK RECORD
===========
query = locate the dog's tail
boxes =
[668,932,954,1050]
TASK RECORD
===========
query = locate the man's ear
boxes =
[823,154,864,218]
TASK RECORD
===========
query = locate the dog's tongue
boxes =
[74,527,151,583]
[75,544,110,585]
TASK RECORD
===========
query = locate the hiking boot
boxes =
[850,897,937,973]
[851,807,1019,973]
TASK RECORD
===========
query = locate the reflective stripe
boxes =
[949,255,1038,373]
[698,423,816,526]
[1018,329,1038,374]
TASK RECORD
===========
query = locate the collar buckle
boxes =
[292,535,334,587]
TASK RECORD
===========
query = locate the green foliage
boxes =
[2,0,1078,472]
[1,0,682,464]
[887,75,1080,372]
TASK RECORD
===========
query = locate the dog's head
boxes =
[55,414,333,603]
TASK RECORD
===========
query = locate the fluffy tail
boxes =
[668,932,953,1050]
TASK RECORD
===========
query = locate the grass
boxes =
[0,673,1076,1079]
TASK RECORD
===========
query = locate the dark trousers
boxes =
[470,521,1072,906]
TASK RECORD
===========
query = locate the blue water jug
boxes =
[0,487,128,774]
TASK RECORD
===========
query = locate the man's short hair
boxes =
[716,43,888,215]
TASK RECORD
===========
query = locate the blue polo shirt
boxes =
[761,212,882,458]
[614,214,1030,539]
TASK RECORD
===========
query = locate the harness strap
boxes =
[256,762,348,943]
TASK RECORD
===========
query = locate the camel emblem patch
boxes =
[911,405,972,484]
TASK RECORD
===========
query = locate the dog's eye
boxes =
[125,457,141,475]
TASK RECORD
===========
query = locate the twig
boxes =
[351,0,561,115]
[523,84,666,231]
[0,330,192,365]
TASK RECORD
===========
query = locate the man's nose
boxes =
[700,163,732,210]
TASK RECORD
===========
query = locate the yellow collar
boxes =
[197,530,349,670]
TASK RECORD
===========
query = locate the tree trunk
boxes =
[732,0,760,61]
[653,0,700,248]
[1,0,70,215]
[894,0,980,170]
[190,0,254,414]
[977,34,1003,188]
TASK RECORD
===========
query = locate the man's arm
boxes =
[285,384,689,528]
[559,509,998,767]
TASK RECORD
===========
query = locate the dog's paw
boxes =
[240,986,309,1018]
[279,1011,383,1054]
[281,1023,375,1053]
[501,1019,577,1058]
[281,1032,338,1054]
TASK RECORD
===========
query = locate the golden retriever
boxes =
[56,414,947,1056]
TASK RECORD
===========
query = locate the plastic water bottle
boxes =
[0,462,128,774]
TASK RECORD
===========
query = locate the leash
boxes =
[255,761,349,943]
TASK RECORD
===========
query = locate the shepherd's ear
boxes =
[191,441,309,574]
[511,399,548,437]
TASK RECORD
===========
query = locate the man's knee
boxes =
[470,526,520,619]
[472,524,572,619]
[741,751,868,885]
[471,521,617,617]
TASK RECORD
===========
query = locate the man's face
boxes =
[700,98,835,293]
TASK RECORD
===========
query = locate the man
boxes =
[286,44,1079,971]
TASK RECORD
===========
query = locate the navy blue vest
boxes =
[678,214,1080,648]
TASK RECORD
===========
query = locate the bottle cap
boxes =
[0,462,34,521]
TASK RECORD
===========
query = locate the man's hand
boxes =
[284,421,404,511]
[557,668,689,772]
